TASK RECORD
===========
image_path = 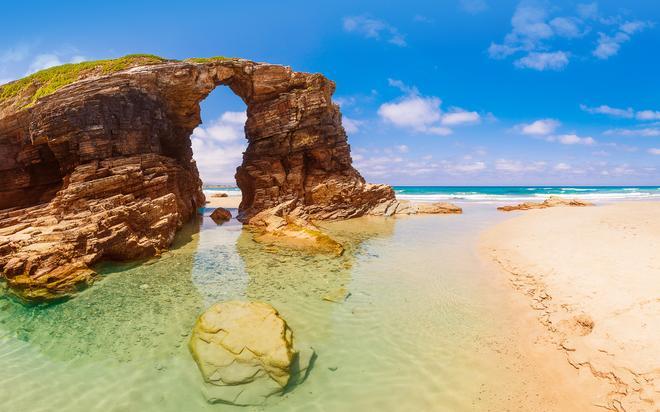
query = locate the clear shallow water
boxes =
[0,206,578,411]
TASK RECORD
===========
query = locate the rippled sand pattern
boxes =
[0,206,585,411]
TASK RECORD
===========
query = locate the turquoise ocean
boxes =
[205,186,660,203]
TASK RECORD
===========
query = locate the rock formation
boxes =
[188,300,314,405]
[370,200,463,216]
[0,56,396,301]
[498,196,594,212]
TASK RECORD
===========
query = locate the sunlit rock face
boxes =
[0,58,394,301]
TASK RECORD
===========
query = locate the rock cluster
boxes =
[370,200,463,216]
[498,196,594,212]
[189,301,314,405]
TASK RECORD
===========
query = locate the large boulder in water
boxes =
[189,301,314,405]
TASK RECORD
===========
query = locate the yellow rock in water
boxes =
[189,301,314,405]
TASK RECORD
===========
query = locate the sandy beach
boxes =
[481,202,660,410]
[205,193,242,209]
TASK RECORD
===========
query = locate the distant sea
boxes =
[204,185,660,203]
[393,186,660,203]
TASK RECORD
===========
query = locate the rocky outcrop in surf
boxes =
[498,196,593,212]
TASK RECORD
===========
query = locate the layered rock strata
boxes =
[0,56,459,301]
[0,57,395,300]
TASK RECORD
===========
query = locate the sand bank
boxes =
[481,202,660,410]
[205,194,242,209]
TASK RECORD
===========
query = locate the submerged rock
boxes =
[189,301,314,406]
[248,207,344,256]
[210,207,232,224]
[498,196,594,212]
[322,287,350,303]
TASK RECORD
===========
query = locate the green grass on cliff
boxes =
[0,54,235,109]
[0,54,168,107]
[184,56,229,63]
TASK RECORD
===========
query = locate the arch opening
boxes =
[190,86,247,211]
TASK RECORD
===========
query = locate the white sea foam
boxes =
[396,191,660,204]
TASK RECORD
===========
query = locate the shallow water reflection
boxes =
[0,206,564,411]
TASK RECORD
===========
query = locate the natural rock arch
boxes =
[0,57,395,301]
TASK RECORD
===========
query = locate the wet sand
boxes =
[205,194,241,209]
[481,202,660,410]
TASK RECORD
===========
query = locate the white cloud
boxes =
[378,79,481,136]
[517,119,561,135]
[459,0,488,14]
[514,51,569,71]
[191,111,248,184]
[395,144,409,153]
[343,16,406,47]
[604,128,660,137]
[579,104,633,118]
[378,95,442,130]
[635,110,660,121]
[495,159,547,173]
[192,111,246,143]
[441,109,481,126]
[342,117,363,134]
[648,148,660,155]
[548,134,596,145]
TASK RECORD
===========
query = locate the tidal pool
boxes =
[0,206,583,411]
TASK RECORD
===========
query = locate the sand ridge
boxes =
[481,202,660,411]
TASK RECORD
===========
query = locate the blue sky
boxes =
[1,0,659,185]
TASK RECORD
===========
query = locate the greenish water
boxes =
[0,206,561,411]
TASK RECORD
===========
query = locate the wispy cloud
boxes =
[604,127,660,137]
[547,134,596,145]
[581,104,660,121]
[514,51,569,71]
[580,104,633,118]
[648,148,660,155]
[343,16,406,47]
[459,0,488,14]
[593,20,651,60]
[489,2,652,70]
[515,119,595,145]
[495,159,547,173]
